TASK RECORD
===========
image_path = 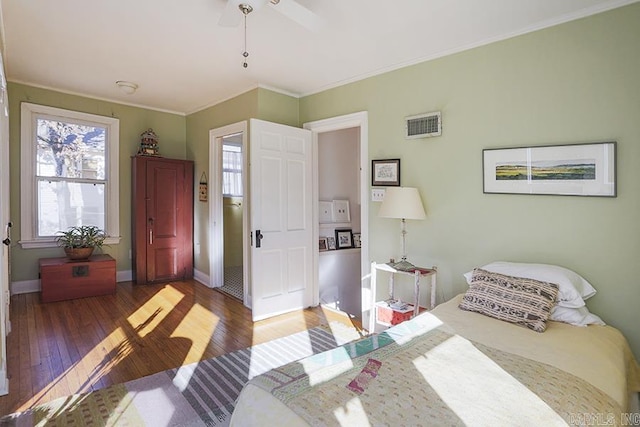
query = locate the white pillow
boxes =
[550,305,606,327]
[463,261,596,308]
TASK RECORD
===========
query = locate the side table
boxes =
[369,261,437,332]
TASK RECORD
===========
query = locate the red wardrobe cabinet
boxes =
[132,156,194,284]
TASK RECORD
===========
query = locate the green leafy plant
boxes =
[55,225,106,249]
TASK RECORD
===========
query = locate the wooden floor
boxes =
[0,280,362,417]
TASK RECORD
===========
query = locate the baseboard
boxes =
[193,268,212,288]
[116,270,132,283]
[11,269,133,295]
[10,279,40,295]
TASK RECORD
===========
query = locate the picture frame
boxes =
[353,232,361,248]
[335,228,353,249]
[331,199,350,223]
[371,159,401,187]
[483,142,616,197]
[319,201,333,224]
[319,237,328,252]
[327,236,336,250]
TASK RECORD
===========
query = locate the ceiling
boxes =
[1,0,637,115]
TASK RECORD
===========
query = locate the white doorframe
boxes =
[0,54,10,395]
[208,121,250,308]
[303,112,370,324]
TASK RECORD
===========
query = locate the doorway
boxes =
[209,122,249,307]
[304,111,370,326]
[219,135,244,300]
[317,127,361,318]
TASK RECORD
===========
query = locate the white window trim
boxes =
[222,142,243,197]
[19,103,120,249]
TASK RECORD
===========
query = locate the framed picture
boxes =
[372,159,401,187]
[353,232,361,248]
[335,228,353,249]
[319,237,328,252]
[319,201,333,224]
[483,142,616,197]
[332,199,350,223]
[327,236,336,250]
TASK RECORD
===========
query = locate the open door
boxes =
[249,119,313,321]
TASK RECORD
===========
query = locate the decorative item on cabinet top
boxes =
[137,128,160,156]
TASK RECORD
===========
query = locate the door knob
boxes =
[255,229,264,248]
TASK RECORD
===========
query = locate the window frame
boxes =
[222,141,243,197]
[19,102,120,248]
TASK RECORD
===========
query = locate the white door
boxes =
[250,119,313,321]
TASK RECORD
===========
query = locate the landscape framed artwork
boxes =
[371,159,400,187]
[483,142,616,197]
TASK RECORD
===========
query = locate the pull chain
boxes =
[242,10,249,68]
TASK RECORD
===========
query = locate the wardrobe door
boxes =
[132,156,193,284]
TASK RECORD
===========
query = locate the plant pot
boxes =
[64,247,95,260]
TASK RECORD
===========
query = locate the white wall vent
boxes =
[405,111,441,139]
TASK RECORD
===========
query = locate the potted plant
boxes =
[55,225,106,260]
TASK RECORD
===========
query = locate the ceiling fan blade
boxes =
[218,0,243,27]
[270,0,323,31]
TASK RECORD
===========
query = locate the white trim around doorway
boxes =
[303,111,370,325]
[208,121,250,308]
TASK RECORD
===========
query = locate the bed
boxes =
[230,264,640,426]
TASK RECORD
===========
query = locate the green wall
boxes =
[300,3,640,357]
[185,87,299,275]
[7,82,187,280]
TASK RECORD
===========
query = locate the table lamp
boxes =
[378,187,426,271]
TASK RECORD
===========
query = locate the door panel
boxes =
[132,156,193,284]
[250,119,313,321]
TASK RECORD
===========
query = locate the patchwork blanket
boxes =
[248,313,624,426]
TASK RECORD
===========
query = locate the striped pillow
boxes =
[459,268,559,332]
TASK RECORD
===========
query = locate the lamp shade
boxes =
[378,187,426,220]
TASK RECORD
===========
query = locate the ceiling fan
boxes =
[218,0,321,31]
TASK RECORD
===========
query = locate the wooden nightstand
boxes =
[369,261,437,332]
[39,255,116,303]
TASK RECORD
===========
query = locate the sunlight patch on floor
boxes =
[21,325,131,411]
[126,286,185,337]
[171,302,218,366]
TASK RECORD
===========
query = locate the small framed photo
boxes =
[335,228,353,249]
[372,159,400,187]
[332,199,350,223]
[353,232,361,248]
[327,236,336,250]
[319,201,333,223]
[319,237,328,252]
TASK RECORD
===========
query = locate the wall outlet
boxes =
[371,188,385,202]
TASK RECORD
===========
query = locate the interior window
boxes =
[222,142,243,197]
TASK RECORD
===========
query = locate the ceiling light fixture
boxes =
[116,80,138,95]
[239,3,253,68]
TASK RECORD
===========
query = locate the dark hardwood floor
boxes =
[0,280,362,416]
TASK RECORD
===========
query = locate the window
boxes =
[222,142,243,197]
[20,103,120,248]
